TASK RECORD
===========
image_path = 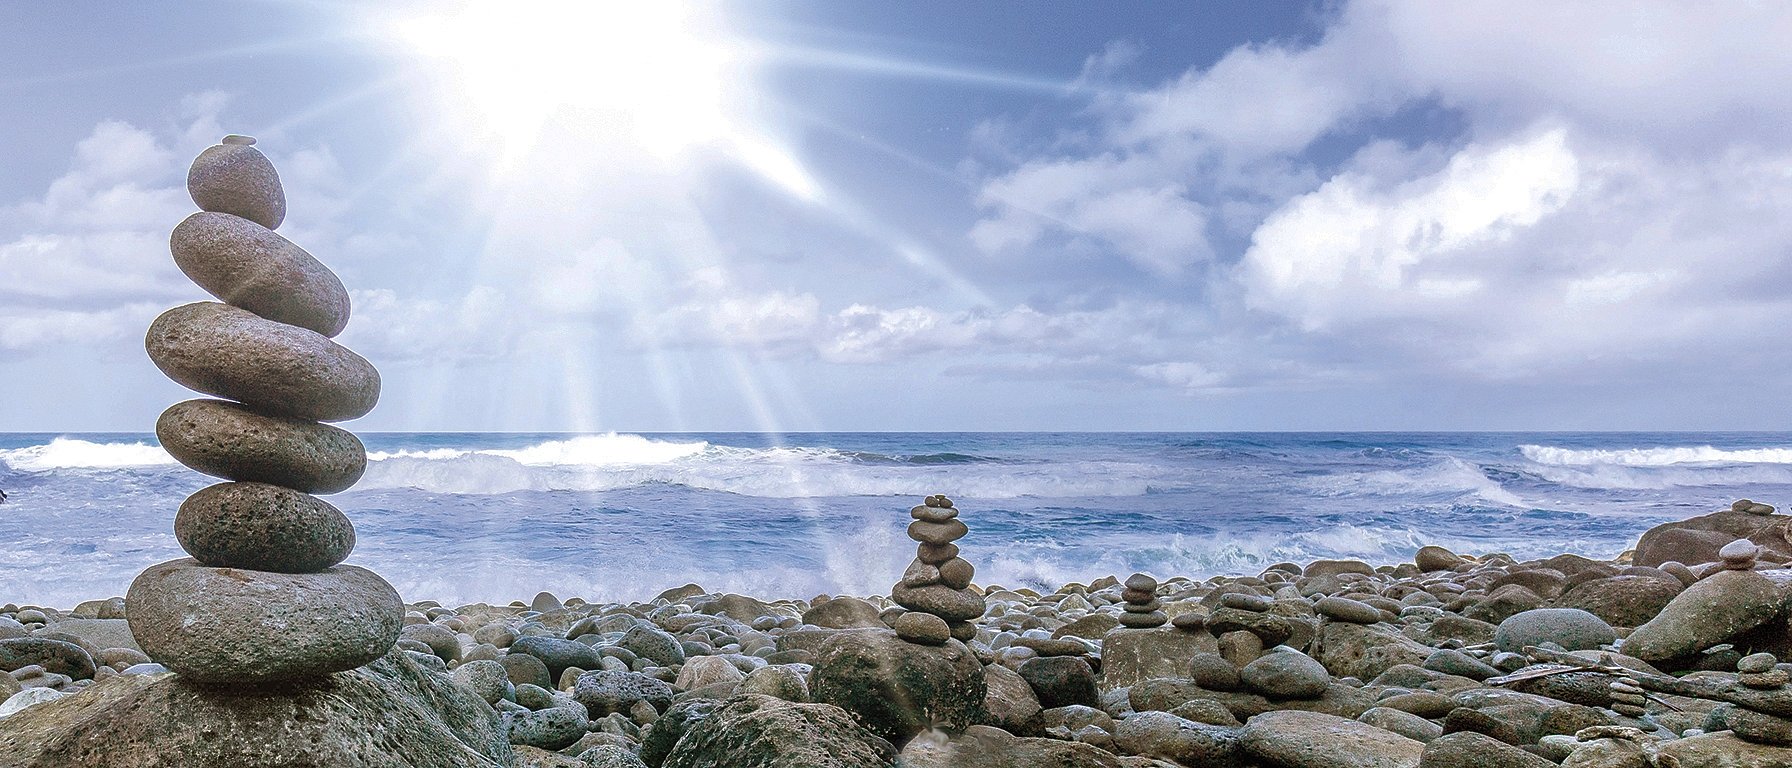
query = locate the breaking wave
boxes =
[1520,444,1792,466]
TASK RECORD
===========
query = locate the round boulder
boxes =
[170,211,349,337]
[146,302,379,422]
[125,558,402,683]
[175,482,354,573]
[1493,608,1615,653]
[1240,649,1331,700]
[157,399,366,494]
[811,628,986,746]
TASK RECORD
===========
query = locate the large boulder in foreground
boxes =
[0,650,511,767]
[810,628,986,746]
[660,694,895,768]
[1100,627,1218,690]
[1621,569,1788,662]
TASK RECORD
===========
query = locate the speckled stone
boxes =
[171,212,349,336]
[125,558,402,683]
[187,138,286,229]
[175,481,355,572]
[157,399,366,494]
[146,302,379,422]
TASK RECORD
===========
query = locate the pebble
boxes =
[1314,596,1382,624]
[892,611,950,646]
[156,399,366,494]
[907,519,968,545]
[1720,538,1761,569]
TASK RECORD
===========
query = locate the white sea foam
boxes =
[0,437,173,471]
[1307,456,1525,508]
[1520,444,1792,466]
[357,435,1161,498]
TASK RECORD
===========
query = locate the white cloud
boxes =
[1240,128,1581,330]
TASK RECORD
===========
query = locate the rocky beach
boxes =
[5,498,1792,766]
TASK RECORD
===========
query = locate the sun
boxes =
[396,1,733,159]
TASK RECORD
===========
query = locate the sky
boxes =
[4,1,1792,432]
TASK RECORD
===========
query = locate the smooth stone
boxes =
[1554,576,1681,629]
[174,481,354,572]
[1727,707,1792,746]
[1239,710,1424,768]
[1119,611,1168,628]
[572,670,675,717]
[617,624,685,667]
[124,558,402,683]
[891,583,986,622]
[146,302,380,422]
[1019,656,1099,709]
[1359,706,1444,743]
[907,519,968,545]
[1316,596,1384,625]
[1221,592,1274,612]
[157,399,366,494]
[810,628,985,745]
[1099,628,1218,691]
[450,659,514,705]
[1419,730,1554,768]
[171,212,349,336]
[740,664,810,703]
[891,611,950,646]
[801,596,885,630]
[1654,731,1792,768]
[909,504,957,522]
[938,557,974,590]
[1416,546,1466,572]
[917,542,959,565]
[1125,573,1159,592]
[507,704,588,750]
[1240,649,1331,700]
[187,140,286,229]
[507,637,603,683]
[1722,538,1762,567]
[0,638,96,681]
[1112,710,1239,765]
[661,694,896,768]
[1493,608,1615,653]
[1739,652,1781,674]
[1623,569,1783,661]
[0,687,65,718]
[900,560,942,588]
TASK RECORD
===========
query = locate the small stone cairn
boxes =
[124,135,401,685]
[891,495,986,645]
[1735,498,1778,516]
[1119,573,1166,628]
[1728,652,1792,746]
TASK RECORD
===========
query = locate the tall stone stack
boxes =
[891,495,986,644]
[125,135,402,685]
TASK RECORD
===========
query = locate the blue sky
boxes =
[5,1,1792,432]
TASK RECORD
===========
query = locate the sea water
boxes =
[3,431,1789,607]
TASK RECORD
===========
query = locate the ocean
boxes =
[3,431,1789,608]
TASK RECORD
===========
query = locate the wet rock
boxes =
[157,399,366,494]
[1416,546,1466,573]
[801,597,884,629]
[507,637,606,683]
[618,624,686,668]
[1101,627,1218,690]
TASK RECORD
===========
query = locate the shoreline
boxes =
[5,499,1792,765]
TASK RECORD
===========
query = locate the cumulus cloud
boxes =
[967,0,1792,391]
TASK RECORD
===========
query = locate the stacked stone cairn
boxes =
[891,495,985,645]
[1608,673,1648,718]
[125,135,402,685]
[1119,573,1166,628]
[1727,652,1792,746]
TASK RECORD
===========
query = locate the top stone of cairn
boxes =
[188,135,286,230]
